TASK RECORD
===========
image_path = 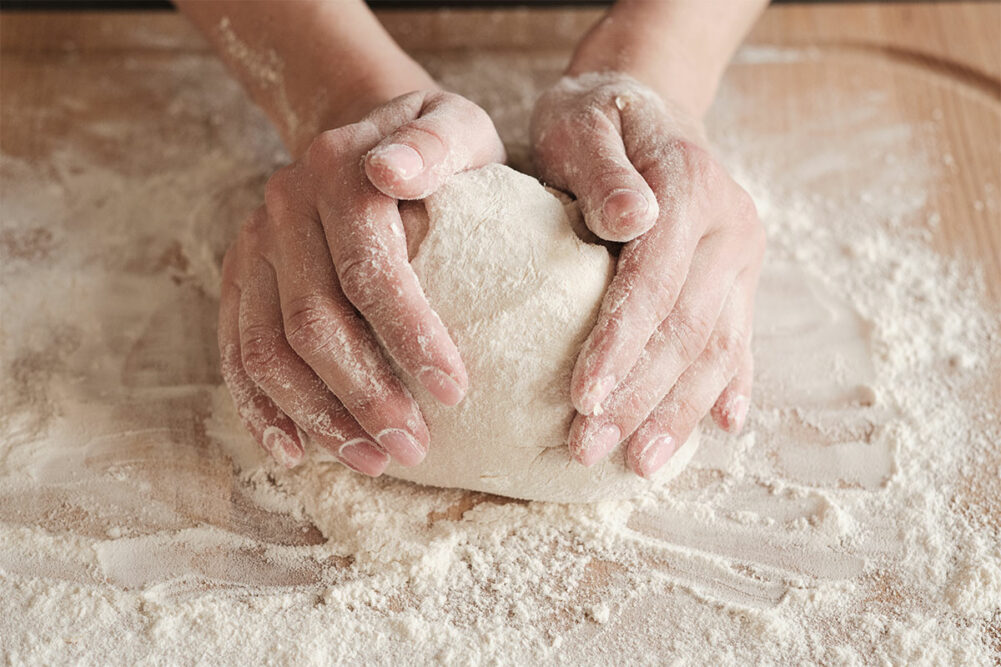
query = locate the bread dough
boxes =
[375,164,699,503]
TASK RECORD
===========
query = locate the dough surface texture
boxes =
[385,164,699,502]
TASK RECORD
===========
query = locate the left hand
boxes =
[531,72,765,478]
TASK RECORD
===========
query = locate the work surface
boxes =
[2,4,1000,664]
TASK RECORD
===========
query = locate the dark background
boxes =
[0,0,967,9]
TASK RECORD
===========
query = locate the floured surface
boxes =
[2,15,1001,666]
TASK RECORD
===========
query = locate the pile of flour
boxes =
[1,39,999,665]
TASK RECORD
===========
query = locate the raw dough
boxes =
[380,164,699,502]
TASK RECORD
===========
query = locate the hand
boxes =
[531,73,765,478]
[219,90,505,474]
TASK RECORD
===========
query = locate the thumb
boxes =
[364,92,505,200]
[533,106,658,243]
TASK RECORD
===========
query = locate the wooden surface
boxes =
[2,2,999,300]
[0,3,998,659]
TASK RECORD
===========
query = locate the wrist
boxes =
[567,0,763,119]
[316,62,437,130]
[292,58,436,157]
[567,19,723,119]
[567,45,721,121]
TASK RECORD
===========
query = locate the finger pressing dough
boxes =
[366,164,699,503]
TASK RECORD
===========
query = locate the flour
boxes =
[1,34,999,666]
[216,16,300,144]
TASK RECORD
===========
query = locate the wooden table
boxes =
[1,3,999,662]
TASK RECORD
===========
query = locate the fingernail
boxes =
[263,425,304,469]
[377,428,426,467]
[339,438,391,476]
[419,366,465,406]
[579,375,615,416]
[635,434,675,478]
[577,423,620,467]
[725,395,750,433]
[370,144,423,180]
[602,189,650,229]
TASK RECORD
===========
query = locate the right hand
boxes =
[531,74,764,478]
[219,90,505,475]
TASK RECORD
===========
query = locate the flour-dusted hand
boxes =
[218,90,505,474]
[175,2,507,473]
[533,72,765,477]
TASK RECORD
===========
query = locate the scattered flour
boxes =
[1,30,999,667]
[216,16,300,145]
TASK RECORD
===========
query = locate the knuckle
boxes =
[633,413,670,447]
[338,387,404,428]
[679,139,714,174]
[309,406,353,442]
[263,166,298,216]
[238,207,268,243]
[531,99,563,134]
[640,271,684,323]
[606,381,663,437]
[625,389,663,430]
[435,90,467,111]
[570,107,616,138]
[706,329,745,364]
[400,122,447,156]
[671,398,703,431]
[534,116,601,176]
[664,139,724,196]
[284,296,343,360]
[395,90,428,107]
[455,97,494,130]
[532,131,568,176]
[305,127,352,167]
[338,252,387,312]
[670,312,714,362]
[341,391,377,418]
[550,110,597,147]
[467,100,493,127]
[240,326,284,384]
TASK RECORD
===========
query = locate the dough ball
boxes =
[381,164,699,503]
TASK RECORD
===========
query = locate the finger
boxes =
[238,254,390,476]
[625,322,747,477]
[711,343,753,434]
[535,105,658,242]
[287,152,469,408]
[218,240,305,469]
[364,92,505,200]
[571,157,762,418]
[570,216,698,416]
[260,186,431,466]
[571,188,733,418]
[569,260,747,467]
